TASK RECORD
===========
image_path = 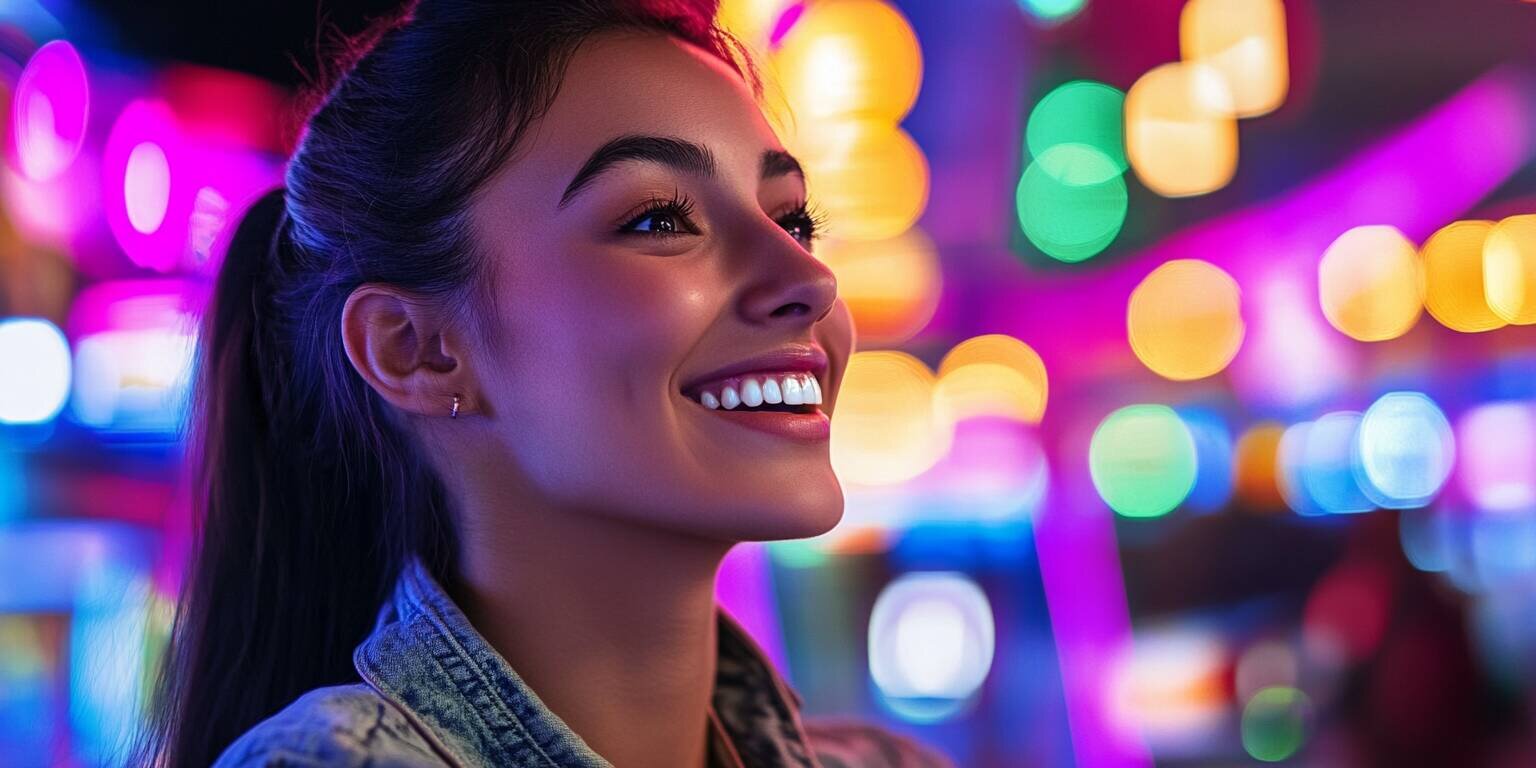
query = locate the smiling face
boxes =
[461,31,853,541]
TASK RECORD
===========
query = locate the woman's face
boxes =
[463,32,853,542]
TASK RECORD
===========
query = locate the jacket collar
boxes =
[353,558,822,768]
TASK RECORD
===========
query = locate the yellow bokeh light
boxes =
[1484,214,1536,325]
[1317,225,1423,342]
[1128,259,1246,381]
[934,334,1048,424]
[1179,0,1289,118]
[717,0,795,49]
[1125,62,1239,197]
[1422,220,1506,333]
[831,351,951,486]
[797,120,929,242]
[817,227,941,346]
[770,0,922,124]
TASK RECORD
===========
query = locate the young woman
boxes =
[145,1,951,766]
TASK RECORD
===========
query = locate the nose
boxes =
[737,233,838,327]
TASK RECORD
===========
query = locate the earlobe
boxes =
[340,284,480,419]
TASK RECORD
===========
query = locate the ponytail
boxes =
[146,188,458,767]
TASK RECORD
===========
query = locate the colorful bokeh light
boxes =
[1456,402,1536,513]
[1233,421,1287,511]
[1125,62,1239,197]
[0,318,71,425]
[13,40,90,182]
[1483,214,1536,325]
[816,227,941,346]
[1018,0,1087,25]
[1301,411,1374,515]
[1026,81,1127,180]
[66,281,199,434]
[1127,259,1245,381]
[102,100,190,273]
[716,0,797,49]
[797,120,929,242]
[1178,406,1235,512]
[909,417,1049,525]
[1317,225,1423,342]
[868,571,995,722]
[1422,220,1505,333]
[771,0,922,124]
[1276,421,1326,517]
[830,351,949,486]
[1179,0,1289,118]
[934,334,1048,425]
[1354,391,1454,509]
[1089,404,1198,518]
[1016,144,1128,262]
[1241,686,1313,762]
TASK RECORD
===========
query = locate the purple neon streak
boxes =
[1034,437,1153,768]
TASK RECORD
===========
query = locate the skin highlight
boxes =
[340,32,854,768]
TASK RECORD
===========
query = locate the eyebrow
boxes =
[557,134,804,208]
[760,148,803,180]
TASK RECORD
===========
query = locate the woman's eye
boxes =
[779,212,816,246]
[627,211,684,235]
[777,203,826,247]
[620,197,698,238]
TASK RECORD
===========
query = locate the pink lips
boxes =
[699,406,830,442]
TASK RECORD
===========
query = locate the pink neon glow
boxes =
[102,99,283,275]
[103,100,188,273]
[768,2,807,49]
[125,142,171,234]
[12,39,90,181]
[715,542,790,673]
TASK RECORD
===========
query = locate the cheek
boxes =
[486,251,718,488]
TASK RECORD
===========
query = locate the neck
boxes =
[455,495,733,768]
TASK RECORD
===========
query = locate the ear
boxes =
[341,284,481,419]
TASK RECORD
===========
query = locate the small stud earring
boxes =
[450,395,461,419]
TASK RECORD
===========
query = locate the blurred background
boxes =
[2,0,1536,765]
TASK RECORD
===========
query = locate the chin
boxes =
[731,474,846,542]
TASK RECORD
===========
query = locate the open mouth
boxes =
[683,371,823,415]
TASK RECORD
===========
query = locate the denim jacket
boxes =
[214,558,951,767]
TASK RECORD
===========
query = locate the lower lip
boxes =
[694,403,831,442]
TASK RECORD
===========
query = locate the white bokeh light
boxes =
[0,318,72,424]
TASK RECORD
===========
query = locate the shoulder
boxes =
[803,717,955,768]
[213,684,447,768]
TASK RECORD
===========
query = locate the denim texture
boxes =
[214,559,951,767]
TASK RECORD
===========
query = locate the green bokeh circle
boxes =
[1027,80,1126,179]
[1088,404,1197,518]
[1016,144,1128,263]
[1241,686,1313,762]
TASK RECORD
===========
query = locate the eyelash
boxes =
[618,194,828,247]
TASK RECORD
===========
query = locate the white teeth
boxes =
[700,391,720,410]
[741,377,764,407]
[806,377,823,404]
[782,376,804,405]
[721,385,741,409]
[762,377,783,404]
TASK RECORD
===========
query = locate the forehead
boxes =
[511,32,784,191]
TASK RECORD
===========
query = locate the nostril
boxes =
[771,302,811,318]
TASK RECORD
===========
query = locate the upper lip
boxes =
[679,343,830,395]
